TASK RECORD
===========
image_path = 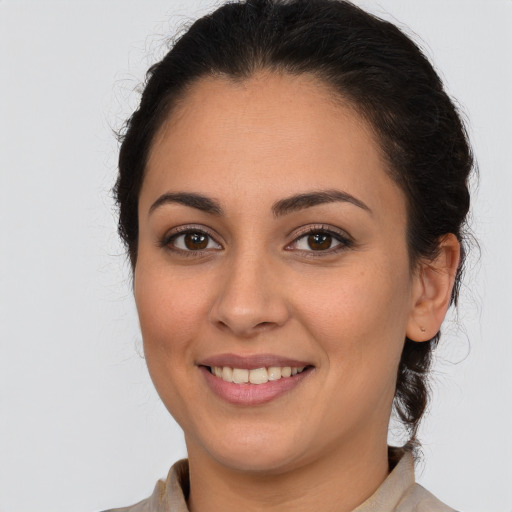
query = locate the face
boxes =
[135,72,418,474]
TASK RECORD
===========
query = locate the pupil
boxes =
[308,233,331,250]
[185,233,208,250]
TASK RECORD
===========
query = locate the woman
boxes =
[107,0,472,510]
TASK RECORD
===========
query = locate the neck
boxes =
[186,435,389,512]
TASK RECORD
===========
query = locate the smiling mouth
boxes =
[206,365,309,384]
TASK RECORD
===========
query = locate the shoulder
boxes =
[99,459,189,512]
[99,491,157,512]
[99,479,165,512]
[397,482,458,512]
[354,449,459,512]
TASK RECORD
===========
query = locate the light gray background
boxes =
[0,1,510,511]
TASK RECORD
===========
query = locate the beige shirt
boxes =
[104,452,456,512]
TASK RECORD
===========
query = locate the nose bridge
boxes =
[209,243,289,337]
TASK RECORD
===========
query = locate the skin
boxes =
[134,71,460,512]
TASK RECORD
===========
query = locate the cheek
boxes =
[134,264,208,361]
[293,260,411,373]
[292,264,412,429]
[133,263,215,429]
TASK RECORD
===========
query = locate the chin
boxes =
[188,424,306,474]
[211,446,301,474]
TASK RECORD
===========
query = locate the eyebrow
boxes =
[148,189,371,217]
[272,189,372,217]
[149,192,223,216]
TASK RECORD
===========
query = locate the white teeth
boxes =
[249,367,269,384]
[221,366,233,382]
[281,366,292,378]
[232,368,249,384]
[210,365,307,384]
[267,366,282,381]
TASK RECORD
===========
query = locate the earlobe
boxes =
[406,234,461,342]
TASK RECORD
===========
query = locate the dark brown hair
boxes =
[115,0,473,448]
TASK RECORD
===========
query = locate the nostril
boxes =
[215,320,231,331]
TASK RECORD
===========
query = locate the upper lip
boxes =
[198,353,313,370]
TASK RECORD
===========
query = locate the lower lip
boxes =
[200,366,312,406]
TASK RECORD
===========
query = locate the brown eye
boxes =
[184,232,208,250]
[290,228,351,254]
[307,233,333,250]
[168,230,222,252]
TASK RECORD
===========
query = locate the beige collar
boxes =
[122,449,454,512]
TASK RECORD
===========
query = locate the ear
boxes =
[406,234,461,342]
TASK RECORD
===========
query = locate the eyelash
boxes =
[159,225,221,258]
[160,224,353,258]
[286,224,354,256]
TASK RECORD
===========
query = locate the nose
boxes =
[208,251,291,338]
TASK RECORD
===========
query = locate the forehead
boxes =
[150,71,372,164]
[142,71,404,219]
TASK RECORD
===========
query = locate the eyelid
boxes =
[158,223,353,256]
[286,224,354,253]
[290,223,353,241]
[159,224,224,253]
